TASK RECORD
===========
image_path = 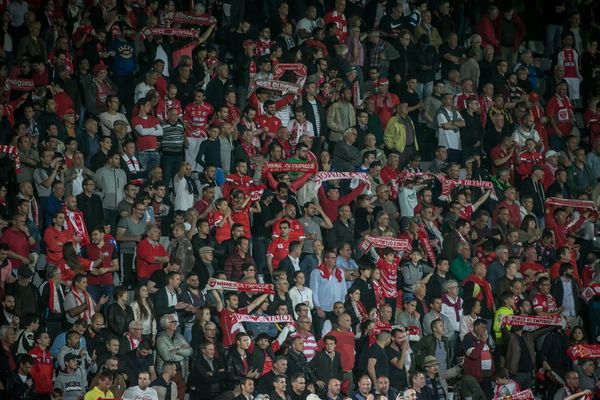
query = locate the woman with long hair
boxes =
[345,286,367,332]
[131,285,156,344]
[59,241,102,285]
[105,286,134,337]
[519,214,541,245]
[191,306,212,352]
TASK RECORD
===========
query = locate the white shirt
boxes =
[134,82,154,103]
[296,18,317,44]
[122,385,159,400]
[436,107,463,150]
[173,175,194,211]
[288,285,314,319]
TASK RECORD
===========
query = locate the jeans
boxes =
[545,24,563,58]
[416,81,434,101]
[252,237,268,275]
[161,153,184,188]
[87,284,114,307]
[137,151,161,172]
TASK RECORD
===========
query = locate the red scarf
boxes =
[353,301,367,322]
[318,263,342,282]
[48,280,62,314]
[64,207,89,246]
[462,274,495,311]
[375,93,395,109]
[125,332,140,350]
[71,287,94,322]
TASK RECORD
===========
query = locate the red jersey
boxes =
[478,95,494,126]
[324,9,348,42]
[267,236,291,270]
[219,306,249,347]
[559,48,578,78]
[490,145,516,181]
[156,97,183,121]
[222,173,255,200]
[255,38,273,57]
[532,292,558,314]
[376,256,400,299]
[530,104,549,151]
[272,218,306,242]
[516,151,543,177]
[183,102,214,138]
[43,226,73,267]
[370,93,400,129]
[28,346,54,395]
[584,108,600,145]
[256,114,282,137]
[454,92,474,110]
[85,241,116,286]
[226,103,241,124]
[546,95,574,136]
[209,211,231,244]
[231,207,252,237]
[459,204,475,221]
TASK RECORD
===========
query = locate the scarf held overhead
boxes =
[313,171,371,191]
[359,236,412,253]
[207,278,275,294]
[262,161,318,174]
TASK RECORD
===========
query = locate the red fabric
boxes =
[492,201,521,229]
[532,292,558,314]
[544,207,585,248]
[183,101,214,138]
[132,114,161,151]
[209,210,231,244]
[530,104,549,151]
[477,14,499,50]
[0,228,35,268]
[28,346,54,395]
[317,263,343,282]
[516,151,543,178]
[218,306,248,347]
[135,239,168,279]
[85,241,115,285]
[266,237,291,270]
[222,173,255,200]
[317,183,366,222]
[317,329,355,372]
[43,226,73,267]
[584,109,600,145]
[324,9,348,42]
[490,145,516,180]
[156,97,183,121]
[546,95,574,136]
[370,93,399,129]
[462,274,495,311]
[272,218,305,242]
[58,257,92,282]
[376,255,400,299]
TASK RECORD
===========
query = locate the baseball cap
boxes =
[545,150,558,159]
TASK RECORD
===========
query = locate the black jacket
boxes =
[302,96,327,139]
[76,192,105,231]
[286,349,316,382]
[326,219,356,250]
[105,303,135,337]
[188,355,226,400]
[224,348,249,390]
[154,287,180,321]
[309,350,343,383]
[6,372,35,400]
[551,278,582,316]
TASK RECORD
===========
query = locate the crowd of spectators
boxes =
[1,0,600,399]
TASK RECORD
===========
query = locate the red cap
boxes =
[63,109,76,118]
[529,91,540,103]
[378,77,390,86]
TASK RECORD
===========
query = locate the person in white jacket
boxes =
[123,371,159,400]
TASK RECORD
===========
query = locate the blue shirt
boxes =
[108,39,136,76]
[50,332,87,358]
[310,266,347,312]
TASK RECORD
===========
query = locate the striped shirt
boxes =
[160,121,185,154]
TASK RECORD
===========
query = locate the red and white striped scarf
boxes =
[0,145,20,173]
[122,154,141,173]
[64,208,89,246]
[71,287,95,322]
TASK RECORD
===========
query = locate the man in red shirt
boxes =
[272,203,305,242]
[544,204,588,248]
[43,210,74,267]
[369,78,400,129]
[85,227,119,302]
[267,221,292,275]
[212,290,269,348]
[532,276,562,316]
[546,81,574,147]
[131,97,163,172]
[318,183,366,222]
[156,83,183,122]
[324,0,348,43]
[515,139,543,180]
[490,135,516,180]
[222,160,255,200]
[183,88,214,172]
[492,187,521,228]
[255,100,282,141]
[136,225,169,283]
[28,331,54,398]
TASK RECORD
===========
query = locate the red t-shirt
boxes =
[131,115,161,151]
[209,211,231,244]
[272,218,306,242]
[267,237,291,270]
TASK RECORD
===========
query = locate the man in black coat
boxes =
[279,241,304,286]
[188,342,226,400]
